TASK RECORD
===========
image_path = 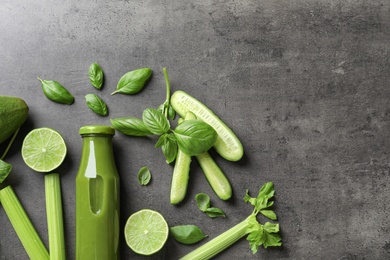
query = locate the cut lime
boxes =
[124,209,169,255]
[21,127,67,173]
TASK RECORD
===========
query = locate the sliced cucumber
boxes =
[171,90,243,161]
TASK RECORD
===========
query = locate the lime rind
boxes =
[124,209,169,255]
[21,127,67,173]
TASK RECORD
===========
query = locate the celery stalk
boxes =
[0,186,49,260]
[45,173,66,260]
[179,217,251,260]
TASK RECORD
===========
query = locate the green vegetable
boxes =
[38,77,74,105]
[0,159,12,183]
[195,193,225,218]
[174,120,217,156]
[155,133,177,164]
[89,62,104,90]
[0,186,49,259]
[138,166,151,186]
[196,152,232,200]
[85,93,108,116]
[171,90,243,161]
[170,115,192,205]
[180,182,281,260]
[170,225,207,245]
[0,96,28,144]
[112,68,152,95]
[45,173,66,260]
[110,117,151,136]
[158,68,175,120]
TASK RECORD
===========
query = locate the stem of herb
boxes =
[163,67,171,117]
[45,173,66,260]
[0,186,49,260]
[0,128,20,160]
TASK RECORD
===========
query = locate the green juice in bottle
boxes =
[76,126,120,260]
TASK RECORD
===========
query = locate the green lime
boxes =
[21,127,67,173]
[124,209,169,255]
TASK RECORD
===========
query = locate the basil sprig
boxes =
[111,68,152,95]
[38,77,74,105]
[111,108,217,163]
[89,62,104,90]
[85,93,108,116]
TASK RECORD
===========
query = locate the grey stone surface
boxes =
[1,0,390,259]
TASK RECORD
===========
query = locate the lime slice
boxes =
[124,209,169,255]
[21,127,67,173]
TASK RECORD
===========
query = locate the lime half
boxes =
[21,127,67,173]
[124,209,169,255]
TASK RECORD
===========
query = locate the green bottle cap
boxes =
[79,125,115,135]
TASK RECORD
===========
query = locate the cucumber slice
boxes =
[171,90,243,161]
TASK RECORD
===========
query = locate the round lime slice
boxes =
[124,209,169,255]
[21,127,67,173]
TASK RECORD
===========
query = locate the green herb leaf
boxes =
[262,223,282,248]
[142,108,170,135]
[0,159,12,183]
[260,210,277,220]
[89,62,104,90]
[168,105,176,120]
[112,68,152,95]
[137,166,151,186]
[174,120,217,156]
[85,94,108,116]
[205,207,225,218]
[170,225,207,245]
[195,193,210,212]
[110,117,151,136]
[38,77,74,105]
[156,133,177,164]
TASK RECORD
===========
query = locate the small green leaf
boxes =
[260,210,277,220]
[89,62,104,90]
[38,77,74,105]
[142,108,170,135]
[112,68,152,95]
[174,120,217,156]
[205,207,225,218]
[161,134,177,164]
[244,189,256,206]
[85,94,108,116]
[195,193,210,212]
[168,105,176,120]
[110,117,151,136]
[262,223,282,248]
[170,225,207,245]
[137,166,151,186]
[0,159,12,183]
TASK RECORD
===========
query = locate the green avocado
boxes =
[0,96,29,144]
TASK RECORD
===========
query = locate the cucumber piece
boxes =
[171,90,243,161]
[196,152,232,200]
[170,147,192,205]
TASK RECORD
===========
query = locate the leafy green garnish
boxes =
[170,225,207,245]
[195,193,225,218]
[137,166,151,186]
[112,68,152,95]
[110,117,151,136]
[88,62,104,90]
[85,93,108,116]
[0,159,12,183]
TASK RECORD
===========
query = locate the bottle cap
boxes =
[79,125,115,136]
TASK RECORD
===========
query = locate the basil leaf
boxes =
[170,225,207,245]
[110,117,151,136]
[195,193,210,212]
[85,94,108,116]
[112,68,152,95]
[161,134,177,164]
[205,207,225,218]
[137,166,151,186]
[173,120,217,156]
[142,108,170,135]
[0,160,12,183]
[168,105,176,120]
[89,62,104,90]
[155,133,168,148]
[38,77,74,105]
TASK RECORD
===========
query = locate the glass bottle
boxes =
[76,125,120,260]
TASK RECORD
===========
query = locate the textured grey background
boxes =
[1,0,389,259]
